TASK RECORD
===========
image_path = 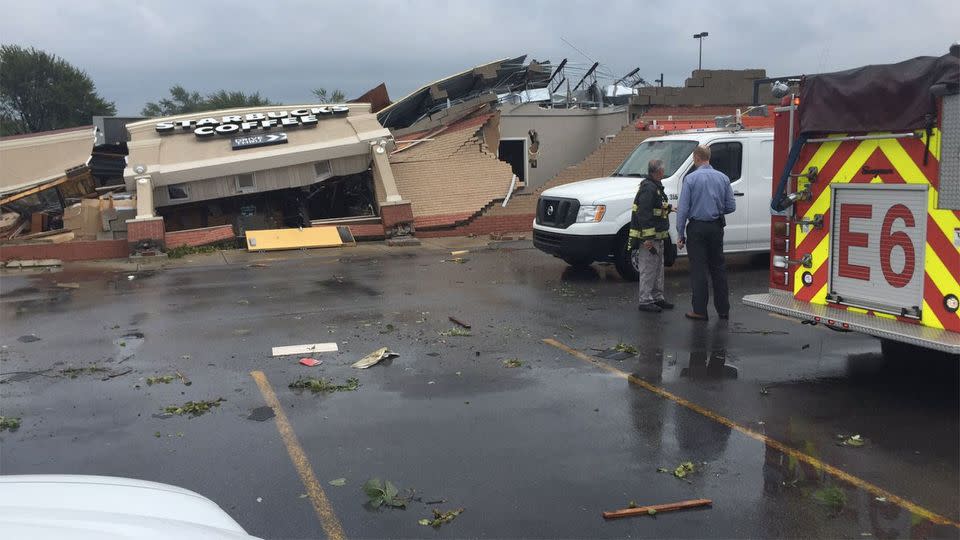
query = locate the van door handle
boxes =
[733,191,745,197]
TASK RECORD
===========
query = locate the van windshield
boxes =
[613,140,698,178]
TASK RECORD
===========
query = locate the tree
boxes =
[0,45,116,136]
[206,89,272,110]
[141,85,274,117]
[312,88,346,103]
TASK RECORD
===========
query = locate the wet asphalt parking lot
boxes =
[1,240,958,539]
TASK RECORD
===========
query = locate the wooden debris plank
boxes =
[602,498,712,520]
[271,343,339,357]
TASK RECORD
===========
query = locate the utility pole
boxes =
[693,32,709,71]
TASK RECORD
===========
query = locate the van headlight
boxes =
[575,205,606,223]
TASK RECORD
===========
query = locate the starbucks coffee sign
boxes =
[155,106,349,138]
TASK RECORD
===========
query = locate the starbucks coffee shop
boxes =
[123,103,412,250]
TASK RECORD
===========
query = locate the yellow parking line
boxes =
[542,338,960,528]
[251,370,346,540]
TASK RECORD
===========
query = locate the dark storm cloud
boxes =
[1,0,957,115]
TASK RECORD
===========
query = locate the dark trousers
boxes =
[686,220,730,316]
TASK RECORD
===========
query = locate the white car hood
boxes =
[541,176,643,203]
[0,475,257,540]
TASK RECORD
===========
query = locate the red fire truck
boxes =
[743,46,960,357]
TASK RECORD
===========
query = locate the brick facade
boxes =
[0,240,129,262]
[416,213,534,238]
[411,123,656,238]
[347,223,386,240]
[380,202,414,228]
[390,112,515,227]
[165,225,235,248]
[126,217,166,251]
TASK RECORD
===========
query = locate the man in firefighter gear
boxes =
[629,159,675,313]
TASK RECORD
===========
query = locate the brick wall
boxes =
[409,123,657,238]
[165,225,235,248]
[390,114,515,226]
[380,202,414,227]
[0,240,129,262]
[348,223,386,240]
[481,124,656,219]
[127,218,166,246]
[416,213,535,238]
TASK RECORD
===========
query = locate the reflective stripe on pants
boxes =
[634,240,665,305]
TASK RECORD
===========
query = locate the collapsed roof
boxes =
[377,55,551,130]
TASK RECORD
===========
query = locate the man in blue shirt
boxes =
[676,145,736,320]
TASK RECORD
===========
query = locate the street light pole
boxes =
[693,32,709,71]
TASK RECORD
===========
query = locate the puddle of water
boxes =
[247,406,275,422]
[17,335,41,343]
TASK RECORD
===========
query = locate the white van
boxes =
[532,129,774,280]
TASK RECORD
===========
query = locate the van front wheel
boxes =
[614,233,639,281]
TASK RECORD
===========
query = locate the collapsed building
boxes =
[0,54,780,261]
[121,103,403,250]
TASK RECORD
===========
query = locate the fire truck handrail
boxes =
[806,132,920,143]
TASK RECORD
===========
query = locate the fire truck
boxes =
[743,45,960,357]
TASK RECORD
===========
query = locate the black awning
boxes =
[799,53,959,134]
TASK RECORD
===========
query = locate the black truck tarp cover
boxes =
[799,53,959,134]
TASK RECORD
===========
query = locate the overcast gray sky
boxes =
[1,0,957,115]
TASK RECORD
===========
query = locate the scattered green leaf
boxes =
[419,508,464,528]
[165,241,234,259]
[147,375,176,385]
[673,461,696,479]
[329,478,347,487]
[614,342,639,355]
[363,478,406,508]
[439,327,471,337]
[628,501,638,509]
[840,434,865,447]
[1,416,22,431]
[813,486,847,511]
[647,508,657,516]
[59,366,108,378]
[503,359,523,368]
[289,377,360,393]
[163,398,225,417]
[154,431,161,438]
[656,467,669,473]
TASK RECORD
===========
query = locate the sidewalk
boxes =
[26,235,520,274]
